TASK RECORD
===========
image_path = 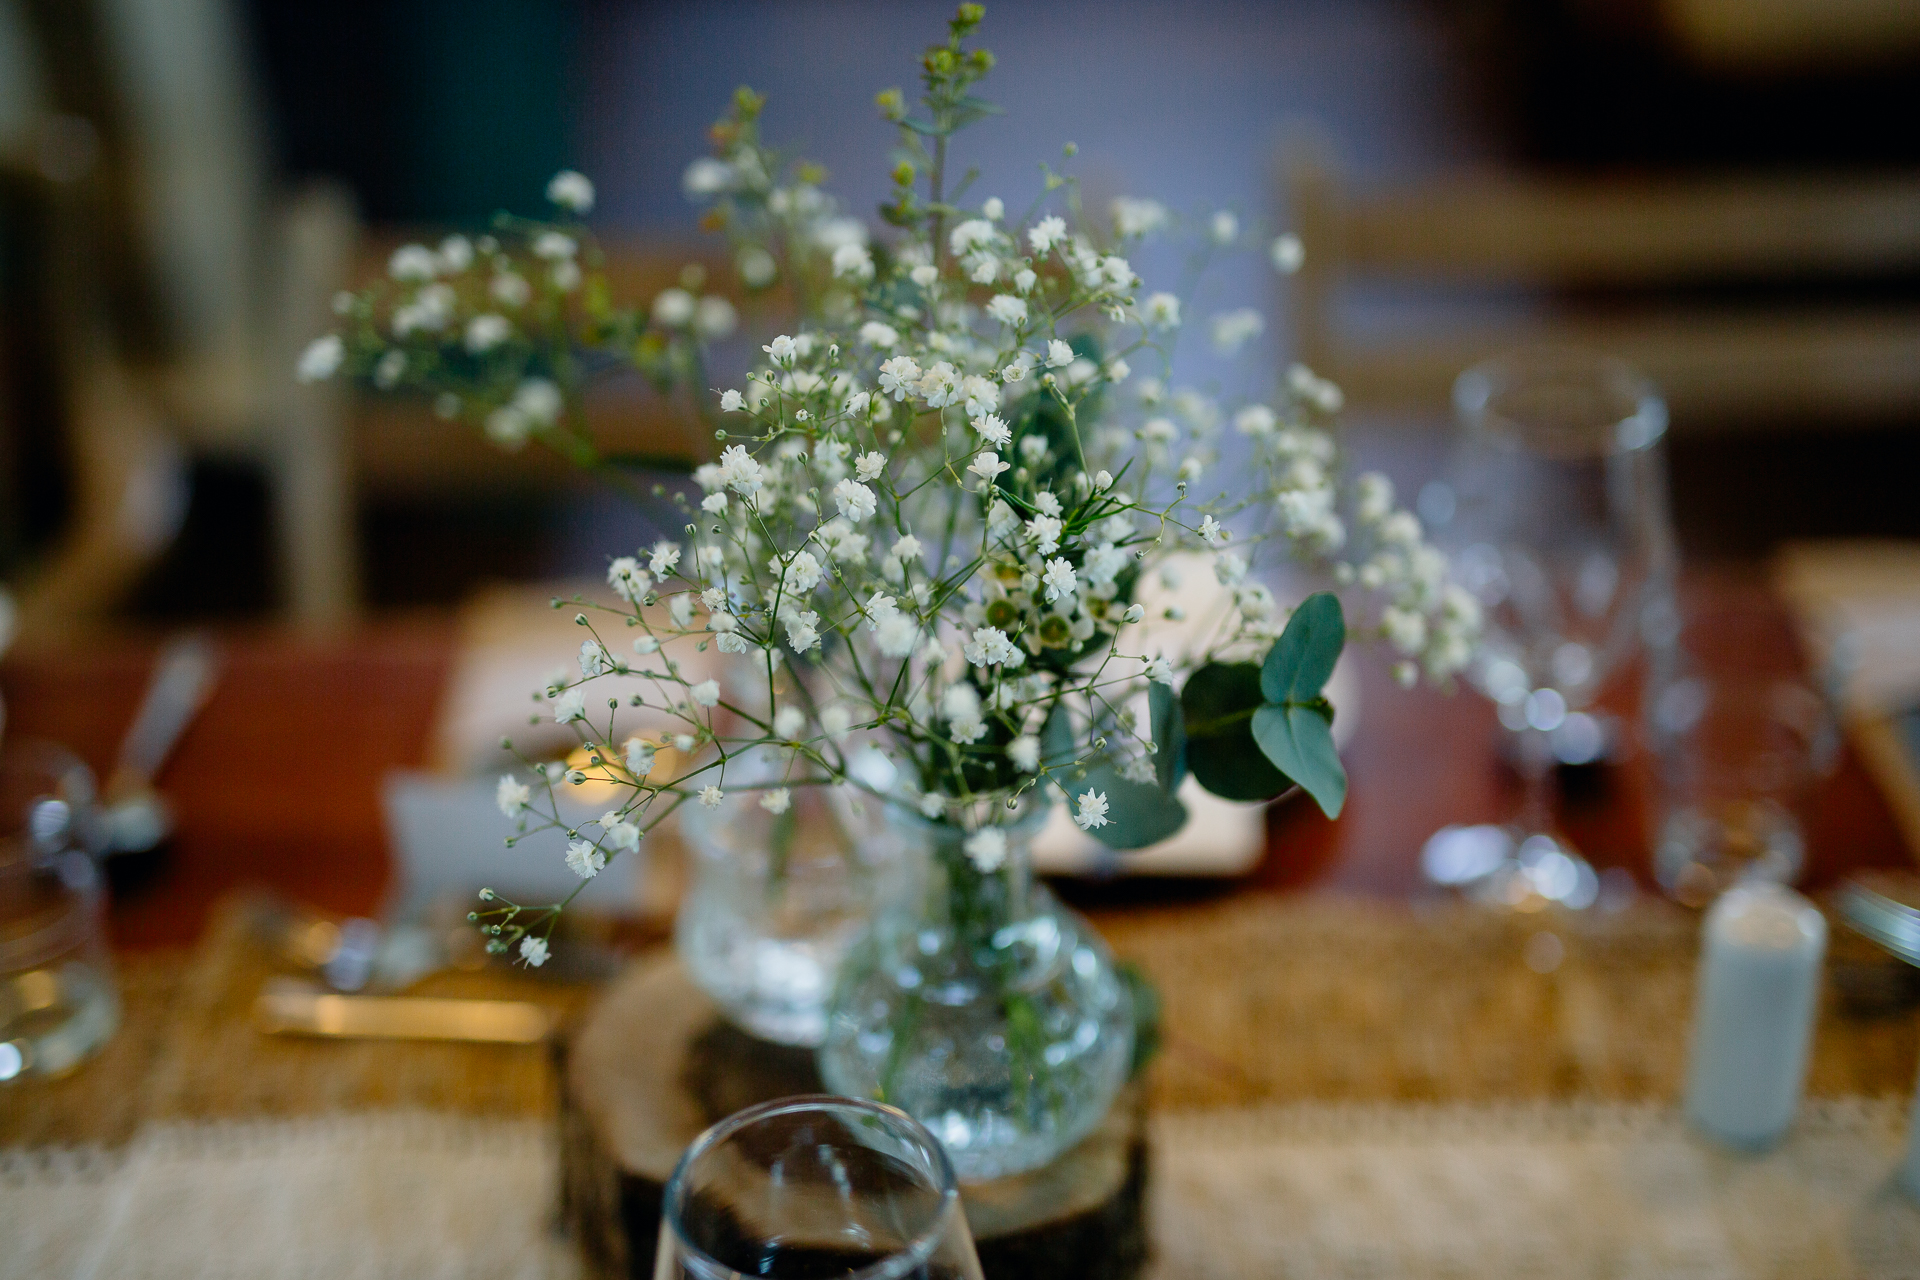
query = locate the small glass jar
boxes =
[1,740,120,1082]
[818,796,1134,1182]
[676,748,894,1047]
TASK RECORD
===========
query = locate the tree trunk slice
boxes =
[558,952,1149,1280]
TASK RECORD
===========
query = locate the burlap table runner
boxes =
[2,899,590,1152]
[3,1112,575,1280]
[1098,896,1920,1111]
[5,894,1918,1278]
[1148,1098,1920,1279]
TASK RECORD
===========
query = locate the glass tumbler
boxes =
[656,1095,984,1280]
[1,740,120,1081]
[1648,674,1836,907]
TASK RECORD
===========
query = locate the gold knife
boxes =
[255,978,557,1043]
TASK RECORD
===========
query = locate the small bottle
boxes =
[1683,882,1826,1150]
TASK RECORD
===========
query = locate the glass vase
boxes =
[676,749,893,1047]
[817,797,1134,1182]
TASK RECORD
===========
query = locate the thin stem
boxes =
[1512,726,1558,839]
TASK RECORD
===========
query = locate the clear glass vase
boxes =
[676,750,892,1047]
[817,797,1134,1182]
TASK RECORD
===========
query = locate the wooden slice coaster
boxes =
[558,952,1149,1280]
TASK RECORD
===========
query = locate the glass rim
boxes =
[0,738,95,837]
[661,1094,962,1280]
[1453,346,1668,458]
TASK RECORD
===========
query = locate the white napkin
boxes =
[1034,554,1358,876]
[380,772,646,917]
[429,581,725,777]
[1775,541,1920,716]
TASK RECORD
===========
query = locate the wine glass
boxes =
[655,1095,985,1280]
[1422,348,1676,910]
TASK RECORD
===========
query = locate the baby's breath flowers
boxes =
[304,3,1476,964]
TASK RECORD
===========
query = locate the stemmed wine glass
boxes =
[1421,348,1676,909]
[655,1095,985,1280]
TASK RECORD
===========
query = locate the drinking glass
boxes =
[1423,348,1676,909]
[2,740,120,1081]
[1647,673,1835,906]
[655,1095,984,1280]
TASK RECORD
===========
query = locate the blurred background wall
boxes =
[4,0,1920,628]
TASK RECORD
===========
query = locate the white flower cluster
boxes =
[313,45,1477,948]
[521,126,1465,843]
[1338,471,1481,687]
[298,177,740,449]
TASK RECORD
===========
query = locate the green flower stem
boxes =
[878,986,924,1105]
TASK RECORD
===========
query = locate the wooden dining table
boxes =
[1,566,1911,951]
[7,566,1920,1280]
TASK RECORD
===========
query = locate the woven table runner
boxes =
[0,899,593,1152]
[1099,895,1920,1110]
[11,895,1917,1144]
[1,1113,576,1280]
[1150,1099,1920,1280]
[6,1101,1916,1279]
[5,894,1918,1277]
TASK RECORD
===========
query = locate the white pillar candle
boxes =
[1902,1060,1920,1201]
[1683,882,1827,1151]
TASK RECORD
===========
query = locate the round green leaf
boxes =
[1040,702,1076,767]
[1251,702,1347,819]
[1062,761,1189,850]
[1180,662,1295,802]
[1260,591,1346,706]
[1148,680,1187,792]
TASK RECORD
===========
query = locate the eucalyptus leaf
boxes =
[1040,702,1075,767]
[1148,680,1187,792]
[1260,591,1345,705]
[1251,702,1346,818]
[1073,761,1189,851]
[1180,662,1295,802]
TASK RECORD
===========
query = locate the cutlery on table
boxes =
[93,633,219,892]
[254,977,557,1043]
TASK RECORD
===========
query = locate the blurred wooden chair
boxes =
[0,0,359,637]
[1283,144,1920,428]
[1661,0,1920,72]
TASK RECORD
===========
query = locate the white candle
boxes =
[1903,1060,1920,1200]
[1683,882,1826,1151]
